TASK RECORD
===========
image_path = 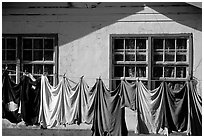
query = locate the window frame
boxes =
[110,33,193,90]
[2,34,58,85]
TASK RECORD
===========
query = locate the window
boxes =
[110,34,192,90]
[2,34,58,85]
[112,37,148,89]
[2,37,18,82]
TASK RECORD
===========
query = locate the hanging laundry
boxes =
[38,75,90,128]
[170,81,202,136]
[134,81,155,134]
[87,79,128,136]
[150,82,178,134]
[20,75,41,126]
[38,75,64,128]
[2,70,21,123]
[186,81,202,136]
[62,77,90,125]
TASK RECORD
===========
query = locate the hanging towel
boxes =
[38,75,64,128]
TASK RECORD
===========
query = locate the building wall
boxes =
[2,2,202,131]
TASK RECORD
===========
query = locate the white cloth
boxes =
[38,75,90,128]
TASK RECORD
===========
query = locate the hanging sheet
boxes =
[62,77,90,125]
[38,76,90,128]
[150,82,178,133]
[20,75,41,126]
[87,79,129,136]
[134,81,155,134]
[38,75,64,128]
[170,81,202,136]
[2,70,21,123]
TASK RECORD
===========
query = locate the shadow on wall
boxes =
[2,2,144,45]
[2,2,201,46]
[146,2,202,31]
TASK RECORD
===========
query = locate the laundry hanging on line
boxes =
[2,70,21,123]
[2,70,41,125]
[39,75,91,128]
[20,74,41,126]
[2,72,202,136]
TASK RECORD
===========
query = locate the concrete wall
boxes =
[2,2,202,131]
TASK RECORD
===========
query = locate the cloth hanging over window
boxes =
[134,81,155,134]
[87,79,128,136]
[20,75,41,126]
[150,82,178,134]
[170,81,202,136]
[2,70,21,123]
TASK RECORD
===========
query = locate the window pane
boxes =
[116,80,121,88]
[125,66,135,77]
[6,64,16,75]
[2,50,5,60]
[34,39,43,49]
[23,64,32,73]
[167,81,185,91]
[33,75,41,80]
[165,52,175,61]
[153,39,163,49]
[177,39,187,49]
[47,76,53,86]
[125,52,135,61]
[153,67,163,77]
[154,52,163,61]
[44,39,54,49]
[44,64,54,74]
[2,38,5,49]
[176,51,187,62]
[125,39,135,49]
[127,80,136,84]
[7,38,16,49]
[44,50,54,61]
[114,66,123,77]
[136,39,146,49]
[142,81,148,89]
[165,39,175,49]
[136,67,146,77]
[23,39,32,49]
[34,64,43,74]
[164,67,174,77]
[6,50,16,60]
[34,50,43,61]
[10,76,16,83]
[115,54,123,61]
[155,81,162,88]
[176,67,186,78]
[114,39,124,49]
[136,52,146,61]
[23,50,32,61]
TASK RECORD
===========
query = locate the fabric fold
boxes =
[2,70,21,123]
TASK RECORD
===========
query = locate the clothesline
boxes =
[2,69,201,82]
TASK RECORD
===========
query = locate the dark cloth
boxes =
[20,75,41,126]
[87,79,128,136]
[187,81,202,136]
[164,81,202,136]
[2,70,21,123]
